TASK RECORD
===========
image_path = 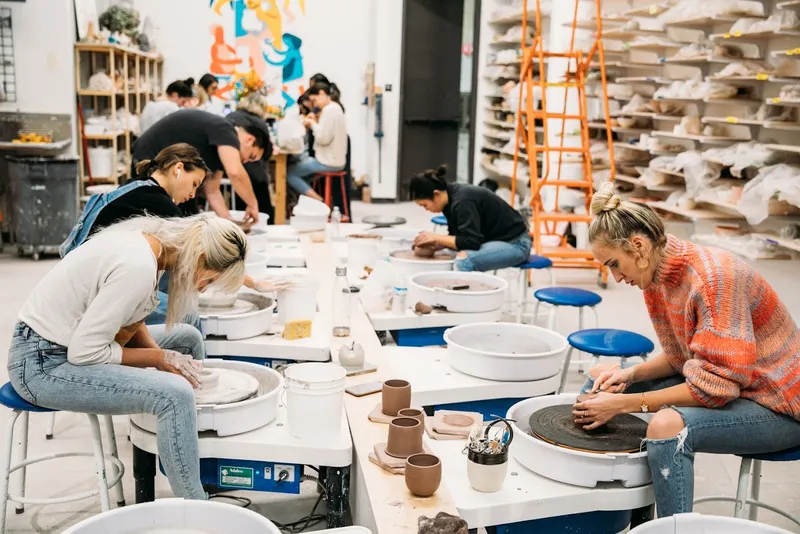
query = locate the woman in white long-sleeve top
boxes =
[7,214,247,499]
[286,82,347,200]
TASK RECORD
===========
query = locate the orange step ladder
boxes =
[511,0,615,287]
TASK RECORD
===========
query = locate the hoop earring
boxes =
[636,257,650,270]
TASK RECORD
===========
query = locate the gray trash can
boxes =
[6,155,78,260]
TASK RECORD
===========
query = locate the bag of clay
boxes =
[276,112,306,154]
[360,259,403,314]
[739,164,800,224]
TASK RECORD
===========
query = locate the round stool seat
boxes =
[567,328,654,357]
[517,254,553,270]
[0,382,54,413]
[740,445,800,462]
[431,215,447,226]
[534,287,602,307]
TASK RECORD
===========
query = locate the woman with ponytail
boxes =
[410,165,532,272]
[573,182,800,518]
[10,214,249,500]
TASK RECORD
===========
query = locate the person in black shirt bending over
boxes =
[410,165,532,272]
[131,108,270,224]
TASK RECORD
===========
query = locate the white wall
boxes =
[129,0,402,199]
[0,0,76,117]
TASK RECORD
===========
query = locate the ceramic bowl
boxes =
[405,453,442,497]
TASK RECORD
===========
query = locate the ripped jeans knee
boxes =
[645,426,693,518]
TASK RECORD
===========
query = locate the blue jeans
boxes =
[287,156,344,195]
[7,322,207,500]
[454,232,532,272]
[582,370,800,518]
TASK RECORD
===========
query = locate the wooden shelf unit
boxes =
[74,43,164,197]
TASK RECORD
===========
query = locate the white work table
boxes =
[129,404,352,468]
[383,346,560,407]
[427,438,655,529]
[368,308,502,331]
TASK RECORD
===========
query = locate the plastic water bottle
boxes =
[331,206,341,238]
[332,266,351,337]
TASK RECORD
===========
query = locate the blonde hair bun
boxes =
[591,182,622,216]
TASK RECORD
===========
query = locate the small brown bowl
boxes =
[398,408,425,425]
[405,453,442,497]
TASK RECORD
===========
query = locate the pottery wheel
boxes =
[390,250,453,261]
[199,299,258,317]
[194,368,260,405]
[529,405,648,454]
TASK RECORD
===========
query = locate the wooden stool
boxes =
[311,171,350,221]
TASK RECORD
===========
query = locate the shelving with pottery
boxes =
[581,0,800,258]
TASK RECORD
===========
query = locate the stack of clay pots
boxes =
[378,379,442,498]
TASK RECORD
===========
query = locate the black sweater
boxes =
[442,183,528,251]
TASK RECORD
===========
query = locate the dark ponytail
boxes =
[308,81,344,112]
[409,165,448,200]
[134,143,212,179]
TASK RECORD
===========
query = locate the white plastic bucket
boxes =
[285,363,347,441]
[347,235,381,275]
[277,276,318,324]
[629,513,793,533]
[88,147,114,179]
[61,498,281,533]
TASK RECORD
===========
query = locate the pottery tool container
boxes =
[466,419,513,493]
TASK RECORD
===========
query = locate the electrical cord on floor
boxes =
[208,492,252,508]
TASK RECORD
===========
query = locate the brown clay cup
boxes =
[405,453,442,497]
[386,417,424,458]
[382,379,411,416]
[398,408,425,425]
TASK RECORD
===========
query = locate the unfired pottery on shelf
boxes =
[386,417,424,458]
[398,408,425,425]
[382,379,412,416]
[405,453,442,497]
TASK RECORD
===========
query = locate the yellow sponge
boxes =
[283,319,312,340]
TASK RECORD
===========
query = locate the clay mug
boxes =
[386,417,424,458]
[405,453,442,497]
[382,379,411,416]
[398,408,425,425]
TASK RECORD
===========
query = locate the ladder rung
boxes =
[534,180,592,188]
[532,146,586,153]
[544,83,578,88]
[533,212,593,223]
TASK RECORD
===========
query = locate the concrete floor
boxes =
[1,201,799,533]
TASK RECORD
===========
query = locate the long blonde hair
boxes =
[99,213,248,327]
[589,182,667,252]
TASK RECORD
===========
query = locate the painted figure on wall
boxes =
[208,0,307,108]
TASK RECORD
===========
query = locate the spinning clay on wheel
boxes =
[193,368,260,405]
[413,245,436,258]
[529,405,648,454]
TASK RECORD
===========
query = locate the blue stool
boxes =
[561,329,654,393]
[513,254,556,324]
[431,215,447,232]
[694,445,800,527]
[533,287,601,331]
[0,383,125,530]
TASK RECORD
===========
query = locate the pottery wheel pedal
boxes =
[528,405,648,454]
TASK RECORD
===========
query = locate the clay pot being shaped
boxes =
[386,417,424,458]
[382,379,412,416]
[413,245,436,259]
[398,408,425,425]
[405,453,442,497]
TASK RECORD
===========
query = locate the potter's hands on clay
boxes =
[252,277,295,293]
[413,231,440,248]
[573,392,626,430]
[161,350,202,389]
[590,364,634,394]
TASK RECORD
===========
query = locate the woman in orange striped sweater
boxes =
[574,182,800,518]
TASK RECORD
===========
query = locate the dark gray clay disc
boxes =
[529,405,648,454]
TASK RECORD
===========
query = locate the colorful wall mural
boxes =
[207,0,308,111]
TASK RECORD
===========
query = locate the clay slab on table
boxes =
[432,410,484,437]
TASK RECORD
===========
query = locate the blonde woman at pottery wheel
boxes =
[8,214,247,499]
[573,182,800,518]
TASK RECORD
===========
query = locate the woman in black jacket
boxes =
[411,166,532,272]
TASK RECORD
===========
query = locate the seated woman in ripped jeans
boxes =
[9,214,248,499]
[410,165,531,272]
[572,182,800,518]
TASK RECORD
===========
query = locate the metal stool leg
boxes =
[338,175,350,220]
[45,412,55,440]
[533,300,541,327]
[547,267,555,287]
[103,415,126,507]
[734,457,753,519]
[10,411,28,514]
[547,304,557,331]
[749,459,762,521]
[324,176,333,208]
[0,410,20,532]
[87,414,111,512]
[516,269,527,324]
[558,347,575,394]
